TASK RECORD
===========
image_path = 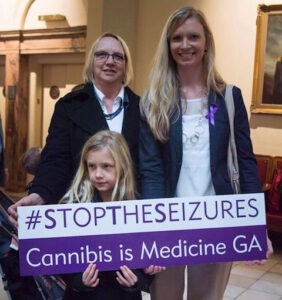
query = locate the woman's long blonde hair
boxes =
[61,131,135,203]
[140,7,225,142]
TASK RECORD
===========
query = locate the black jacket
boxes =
[62,269,151,300]
[140,86,261,199]
[30,83,140,204]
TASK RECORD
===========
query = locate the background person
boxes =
[21,147,41,176]
[139,7,273,300]
[60,130,164,300]
[8,32,140,227]
[21,147,42,191]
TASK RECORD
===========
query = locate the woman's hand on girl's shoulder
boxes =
[82,263,100,287]
[116,265,138,287]
[143,265,166,275]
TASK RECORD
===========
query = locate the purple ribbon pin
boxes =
[205,103,218,126]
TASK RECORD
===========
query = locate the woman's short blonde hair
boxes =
[83,32,134,86]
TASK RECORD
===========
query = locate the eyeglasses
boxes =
[94,51,125,63]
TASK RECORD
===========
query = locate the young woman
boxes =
[139,6,273,300]
[61,130,163,300]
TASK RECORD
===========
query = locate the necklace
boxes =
[103,94,129,120]
[104,100,123,120]
[183,115,205,145]
[181,96,208,146]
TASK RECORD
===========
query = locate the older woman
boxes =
[139,7,273,300]
[9,32,140,221]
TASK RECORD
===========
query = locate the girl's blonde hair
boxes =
[61,130,135,203]
[140,7,225,142]
[83,32,134,86]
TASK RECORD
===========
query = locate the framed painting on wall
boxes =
[251,4,282,114]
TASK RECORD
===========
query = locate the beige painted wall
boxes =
[134,0,282,156]
[86,0,138,80]
[86,0,103,55]
[28,54,85,148]
[24,0,87,29]
[0,0,87,151]
[0,0,86,30]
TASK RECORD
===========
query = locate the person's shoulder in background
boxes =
[21,147,42,175]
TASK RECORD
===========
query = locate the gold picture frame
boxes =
[251,4,282,114]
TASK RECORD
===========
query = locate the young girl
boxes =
[61,130,163,300]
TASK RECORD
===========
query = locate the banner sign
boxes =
[18,193,267,276]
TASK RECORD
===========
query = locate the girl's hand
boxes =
[82,263,100,287]
[144,265,166,275]
[116,265,138,287]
